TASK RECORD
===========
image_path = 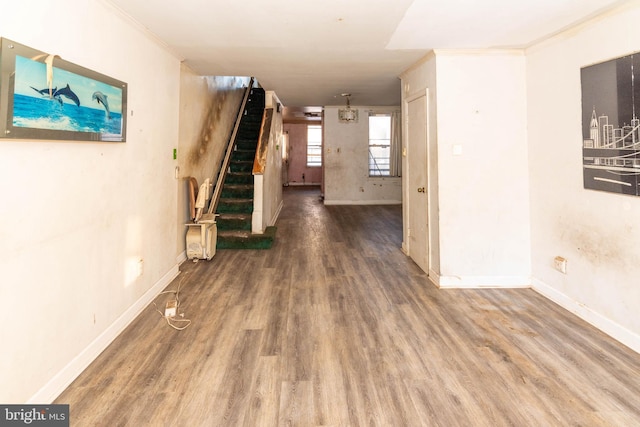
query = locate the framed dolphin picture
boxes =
[0,38,127,142]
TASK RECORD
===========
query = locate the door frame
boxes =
[402,88,431,273]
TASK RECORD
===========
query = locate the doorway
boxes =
[405,90,429,273]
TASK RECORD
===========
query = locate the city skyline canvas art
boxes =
[581,52,640,196]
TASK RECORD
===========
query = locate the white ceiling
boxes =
[105,0,627,107]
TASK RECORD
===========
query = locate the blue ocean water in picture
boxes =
[12,93,122,135]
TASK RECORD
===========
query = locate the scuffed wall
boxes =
[527,3,640,351]
[0,0,181,402]
[178,72,250,183]
[323,106,402,205]
[176,70,249,252]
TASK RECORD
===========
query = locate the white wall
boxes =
[400,54,441,275]
[401,51,531,288]
[0,0,182,402]
[253,91,284,233]
[527,2,640,352]
[263,92,284,228]
[323,106,402,205]
[435,51,531,287]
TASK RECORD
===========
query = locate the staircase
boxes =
[215,87,276,249]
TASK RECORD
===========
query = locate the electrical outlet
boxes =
[554,256,567,274]
[165,300,177,318]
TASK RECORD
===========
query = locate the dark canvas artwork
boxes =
[581,52,640,196]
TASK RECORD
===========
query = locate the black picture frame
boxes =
[0,38,127,142]
[581,52,640,195]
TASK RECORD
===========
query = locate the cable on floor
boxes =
[153,271,192,331]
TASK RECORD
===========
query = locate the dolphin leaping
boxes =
[30,84,80,107]
[92,91,110,119]
[30,86,57,97]
[56,84,80,106]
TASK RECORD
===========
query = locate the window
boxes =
[307,125,322,167]
[369,114,391,176]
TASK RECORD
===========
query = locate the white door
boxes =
[406,91,429,273]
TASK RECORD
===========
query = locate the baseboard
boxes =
[286,182,321,186]
[176,251,187,265]
[428,269,441,287]
[270,199,284,227]
[436,274,531,289]
[413,268,639,353]
[532,278,640,354]
[323,199,402,206]
[28,264,181,404]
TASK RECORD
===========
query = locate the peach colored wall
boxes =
[284,123,322,185]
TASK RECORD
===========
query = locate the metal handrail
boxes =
[207,77,255,215]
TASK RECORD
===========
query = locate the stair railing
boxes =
[207,77,255,216]
[252,108,274,175]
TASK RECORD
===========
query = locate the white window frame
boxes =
[368,114,392,176]
[307,125,322,167]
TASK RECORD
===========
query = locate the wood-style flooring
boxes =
[56,186,640,426]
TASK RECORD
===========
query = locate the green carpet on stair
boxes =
[215,87,276,250]
[216,226,276,250]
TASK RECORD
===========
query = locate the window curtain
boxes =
[389,111,402,177]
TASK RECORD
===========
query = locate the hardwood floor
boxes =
[56,186,640,426]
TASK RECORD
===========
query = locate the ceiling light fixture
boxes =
[338,93,358,123]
